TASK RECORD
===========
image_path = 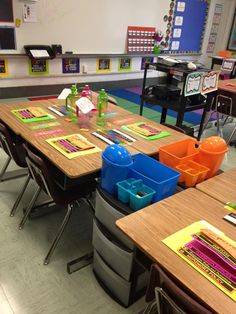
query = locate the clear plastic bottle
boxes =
[76,91,91,129]
[96,89,108,127]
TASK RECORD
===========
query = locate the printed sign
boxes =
[62,58,80,74]
[185,72,203,96]
[201,71,220,95]
[0,59,8,77]
[96,58,111,73]
[221,59,235,73]
[174,16,183,26]
[29,59,49,75]
[177,2,186,12]
[118,58,132,72]
[141,57,154,70]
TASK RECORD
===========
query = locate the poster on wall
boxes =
[201,71,220,95]
[0,0,14,22]
[141,57,154,70]
[0,59,9,77]
[62,58,80,74]
[227,10,236,51]
[184,72,203,97]
[118,58,132,72]
[29,59,49,75]
[96,58,111,73]
[206,4,223,53]
[23,3,37,23]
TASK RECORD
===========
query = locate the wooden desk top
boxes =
[0,100,137,178]
[110,114,189,156]
[196,168,236,205]
[116,189,235,314]
[218,79,236,94]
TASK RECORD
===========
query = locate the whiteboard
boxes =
[12,0,169,54]
[10,0,209,54]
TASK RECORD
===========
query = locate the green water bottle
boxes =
[96,89,108,127]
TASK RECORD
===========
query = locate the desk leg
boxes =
[160,108,167,123]
[140,99,144,116]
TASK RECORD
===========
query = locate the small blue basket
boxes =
[129,154,180,202]
[116,178,142,203]
[129,185,155,211]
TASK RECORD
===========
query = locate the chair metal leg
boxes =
[10,173,31,217]
[44,203,73,265]
[227,125,236,145]
[18,186,41,230]
[0,156,11,182]
[140,99,144,116]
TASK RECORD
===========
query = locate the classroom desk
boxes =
[196,167,236,205]
[111,113,189,156]
[0,100,138,180]
[217,79,236,117]
[0,99,189,173]
[116,188,235,314]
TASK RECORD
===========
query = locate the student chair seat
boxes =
[0,122,30,217]
[19,143,97,265]
[142,264,213,314]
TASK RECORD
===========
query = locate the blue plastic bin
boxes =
[129,154,180,202]
[116,178,142,203]
[129,185,155,211]
[101,145,133,196]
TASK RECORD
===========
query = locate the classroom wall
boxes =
[0,0,235,92]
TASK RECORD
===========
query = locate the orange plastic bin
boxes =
[159,138,199,169]
[176,160,209,187]
[197,137,228,178]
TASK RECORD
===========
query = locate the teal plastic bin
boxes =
[116,178,142,203]
[129,185,155,211]
[129,154,180,202]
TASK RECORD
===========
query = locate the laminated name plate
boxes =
[163,220,236,301]
[92,129,136,145]
[12,107,55,123]
[121,122,170,140]
[46,134,101,159]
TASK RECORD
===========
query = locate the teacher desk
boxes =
[116,188,235,314]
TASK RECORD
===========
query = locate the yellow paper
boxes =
[163,220,236,301]
[46,134,101,159]
[0,59,9,77]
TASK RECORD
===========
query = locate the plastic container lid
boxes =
[200,136,228,153]
[102,144,133,166]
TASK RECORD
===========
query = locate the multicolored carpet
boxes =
[107,87,211,127]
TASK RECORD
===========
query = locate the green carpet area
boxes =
[108,94,192,127]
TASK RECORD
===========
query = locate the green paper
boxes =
[12,108,55,123]
[121,122,170,140]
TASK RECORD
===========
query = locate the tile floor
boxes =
[0,105,235,313]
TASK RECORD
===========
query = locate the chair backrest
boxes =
[145,264,213,314]
[23,143,55,197]
[215,94,232,116]
[0,122,27,168]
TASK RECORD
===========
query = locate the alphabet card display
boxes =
[46,134,101,159]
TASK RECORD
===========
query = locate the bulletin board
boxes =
[2,0,210,55]
[163,0,210,54]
